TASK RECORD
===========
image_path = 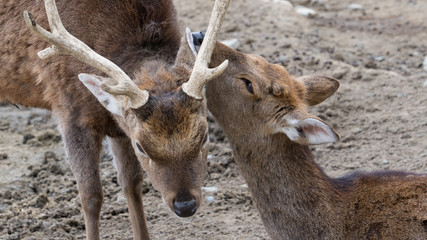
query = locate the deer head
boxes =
[191,39,340,145]
[24,0,230,217]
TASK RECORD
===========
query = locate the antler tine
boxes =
[182,0,231,100]
[23,0,148,109]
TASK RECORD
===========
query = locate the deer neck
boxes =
[227,131,345,239]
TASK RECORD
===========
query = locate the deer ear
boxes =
[277,116,340,145]
[186,28,199,56]
[78,73,124,117]
[175,28,198,67]
[296,76,340,106]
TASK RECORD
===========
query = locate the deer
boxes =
[188,33,427,239]
[0,0,230,239]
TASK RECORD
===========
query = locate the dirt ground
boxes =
[1,0,426,239]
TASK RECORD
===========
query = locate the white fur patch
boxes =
[281,126,300,141]
[78,73,123,116]
[278,118,300,141]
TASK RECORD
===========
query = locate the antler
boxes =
[23,0,148,109]
[182,0,231,99]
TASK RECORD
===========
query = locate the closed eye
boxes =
[241,78,254,94]
[136,142,145,154]
[202,132,209,145]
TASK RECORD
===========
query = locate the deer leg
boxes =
[58,122,103,240]
[108,137,150,240]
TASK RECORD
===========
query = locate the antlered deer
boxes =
[190,35,427,239]
[0,0,230,239]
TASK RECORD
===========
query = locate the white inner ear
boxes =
[185,27,198,56]
[278,118,338,145]
[78,73,124,117]
[299,118,338,144]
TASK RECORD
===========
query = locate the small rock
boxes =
[206,196,215,203]
[202,186,219,193]
[48,164,65,176]
[294,6,316,18]
[44,151,58,162]
[3,190,12,200]
[28,116,44,125]
[34,195,49,208]
[374,56,385,62]
[221,38,240,49]
[268,0,293,10]
[365,60,377,69]
[0,153,7,160]
[401,133,411,139]
[292,56,302,61]
[333,53,345,61]
[29,168,41,178]
[67,219,81,228]
[29,221,43,233]
[351,127,363,134]
[349,3,363,10]
[382,159,389,165]
[423,56,427,72]
[332,68,349,79]
[223,191,237,199]
[37,130,61,143]
[7,233,20,240]
[423,80,427,87]
[116,192,127,205]
[23,134,35,144]
[0,121,9,131]
[12,192,22,200]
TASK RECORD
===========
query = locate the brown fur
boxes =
[1,1,209,239]
[206,42,427,240]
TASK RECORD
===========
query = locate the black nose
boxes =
[173,193,197,218]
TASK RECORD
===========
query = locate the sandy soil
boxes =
[1,0,426,239]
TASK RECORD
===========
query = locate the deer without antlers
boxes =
[189,35,427,239]
[0,0,230,239]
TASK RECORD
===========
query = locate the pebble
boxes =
[202,186,219,193]
[23,134,35,144]
[0,153,7,160]
[221,38,240,49]
[33,195,49,208]
[349,3,363,10]
[364,60,377,69]
[269,0,293,10]
[382,159,389,165]
[423,56,427,72]
[116,193,127,205]
[423,80,427,87]
[206,196,215,203]
[374,56,385,62]
[294,6,316,18]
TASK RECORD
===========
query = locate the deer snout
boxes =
[173,192,197,218]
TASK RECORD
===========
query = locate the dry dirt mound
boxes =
[1,0,426,239]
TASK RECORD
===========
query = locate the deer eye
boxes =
[202,133,209,145]
[136,142,145,154]
[242,78,254,94]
